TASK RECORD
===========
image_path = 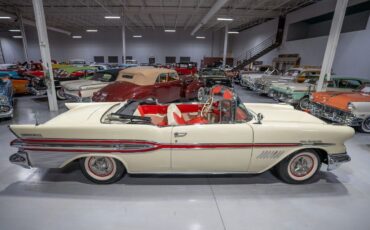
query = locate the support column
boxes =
[222,24,228,69]
[316,0,348,92]
[122,16,126,64]
[32,0,58,111]
[19,13,29,62]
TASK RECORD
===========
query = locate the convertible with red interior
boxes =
[9,85,353,184]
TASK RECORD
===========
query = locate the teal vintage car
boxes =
[269,76,369,110]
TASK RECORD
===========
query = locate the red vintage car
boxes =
[92,67,203,103]
[174,62,198,75]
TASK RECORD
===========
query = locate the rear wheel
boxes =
[359,117,370,133]
[56,88,66,100]
[275,150,321,184]
[80,156,126,184]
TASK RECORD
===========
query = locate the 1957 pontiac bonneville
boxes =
[9,86,353,184]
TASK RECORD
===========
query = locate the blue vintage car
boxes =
[0,76,13,119]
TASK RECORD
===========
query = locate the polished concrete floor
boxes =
[1,85,370,230]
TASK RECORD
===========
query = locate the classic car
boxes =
[92,67,202,103]
[0,64,19,71]
[9,85,354,184]
[174,62,198,75]
[269,76,369,110]
[196,68,233,101]
[0,71,30,94]
[60,68,122,102]
[254,67,321,95]
[0,78,13,119]
[30,66,98,99]
[240,68,280,89]
[310,83,370,133]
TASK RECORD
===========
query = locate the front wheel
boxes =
[275,150,321,184]
[359,117,370,133]
[80,156,126,184]
[298,97,310,110]
[56,88,66,100]
[197,87,206,102]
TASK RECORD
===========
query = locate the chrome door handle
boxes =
[174,132,187,137]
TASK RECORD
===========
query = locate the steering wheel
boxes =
[201,96,213,117]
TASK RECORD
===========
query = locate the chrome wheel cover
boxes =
[87,157,115,177]
[362,117,370,132]
[299,98,310,110]
[197,87,205,101]
[289,155,314,178]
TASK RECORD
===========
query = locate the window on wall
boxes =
[108,56,118,63]
[180,57,191,63]
[94,56,104,63]
[123,56,133,62]
[165,56,176,64]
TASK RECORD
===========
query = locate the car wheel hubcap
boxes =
[88,157,114,177]
[300,98,310,110]
[198,88,205,101]
[289,155,314,177]
[363,118,370,131]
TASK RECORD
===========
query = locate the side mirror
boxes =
[256,113,264,124]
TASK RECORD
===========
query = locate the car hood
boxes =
[60,79,103,90]
[312,92,370,111]
[246,103,325,124]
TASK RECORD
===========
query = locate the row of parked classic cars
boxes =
[237,66,370,133]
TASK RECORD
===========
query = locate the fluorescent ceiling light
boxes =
[86,29,98,32]
[196,36,206,39]
[12,36,22,39]
[228,31,239,34]
[217,17,233,21]
[104,16,121,19]
[164,29,176,32]
[133,35,142,38]
[9,29,21,32]
[72,35,82,39]
[0,16,11,19]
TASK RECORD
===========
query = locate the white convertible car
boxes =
[9,86,353,184]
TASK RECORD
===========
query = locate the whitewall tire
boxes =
[56,89,66,100]
[197,87,206,102]
[298,97,310,110]
[360,117,370,133]
[80,156,126,184]
[275,150,321,184]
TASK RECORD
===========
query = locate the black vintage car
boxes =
[195,68,233,101]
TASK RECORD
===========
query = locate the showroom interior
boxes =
[0,0,370,229]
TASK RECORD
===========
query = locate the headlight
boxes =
[348,103,355,111]
[309,94,313,101]
[0,95,8,104]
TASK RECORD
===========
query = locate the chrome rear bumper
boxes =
[327,153,351,171]
[9,151,31,169]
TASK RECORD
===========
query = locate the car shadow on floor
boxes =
[0,162,349,200]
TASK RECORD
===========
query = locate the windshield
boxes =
[91,72,115,82]
[201,69,225,76]
[284,69,301,77]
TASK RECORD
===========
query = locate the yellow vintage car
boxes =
[9,86,353,184]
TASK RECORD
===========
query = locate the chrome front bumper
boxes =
[0,107,13,118]
[29,87,47,96]
[9,151,31,169]
[327,153,351,171]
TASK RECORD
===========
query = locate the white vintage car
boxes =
[60,69,121,102]
[240,68,280,89]
[9,86,353,184]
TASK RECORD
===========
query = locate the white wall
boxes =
[231,0,370,79]
[0,26,224,67]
